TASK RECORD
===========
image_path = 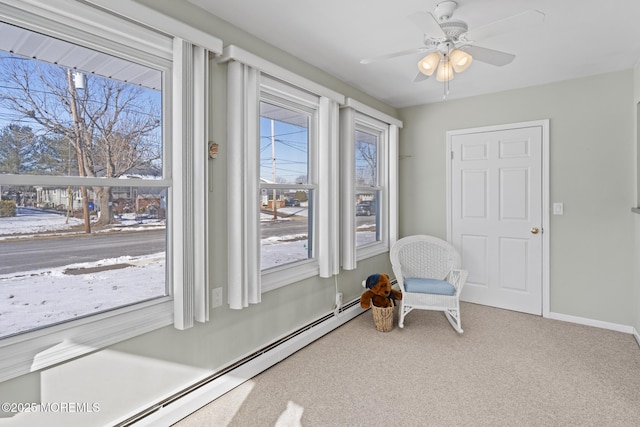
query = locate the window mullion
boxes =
[389,124,400,247]
[172,39,209,329]
[340,106,357,270]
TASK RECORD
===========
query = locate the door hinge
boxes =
[451,151,454,160]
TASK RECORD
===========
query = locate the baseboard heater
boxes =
[114,298,365,426]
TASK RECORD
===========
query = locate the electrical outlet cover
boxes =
[212,287,223,308]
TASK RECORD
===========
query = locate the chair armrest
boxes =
[448,269,468,294]
[392,275,406,293]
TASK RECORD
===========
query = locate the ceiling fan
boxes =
[361,1,545,86]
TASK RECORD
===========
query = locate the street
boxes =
[0,229,166,275]
[260,214,376,239]
[0,214,376,275]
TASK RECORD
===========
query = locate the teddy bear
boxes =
[360,273,402,309]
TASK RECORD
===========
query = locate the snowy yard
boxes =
[0,208,167,337]
[0,207,85,237]
[0,206,375,338]
[0,253,165,337]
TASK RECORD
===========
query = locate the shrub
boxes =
[0,200,16,217]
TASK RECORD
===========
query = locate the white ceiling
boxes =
[187,0,640,109]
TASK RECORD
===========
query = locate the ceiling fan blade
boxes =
[360,47,432,64]
[466,9,545,41]
[408,11,447,38]
[413,72,430,83]
[462,45,515,67]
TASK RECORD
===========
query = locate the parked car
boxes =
[356,200,376,216]
[284,197,300,207]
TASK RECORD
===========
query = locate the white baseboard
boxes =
[547,311,635,334]
[126,301,365,426]
[634,327,640,348]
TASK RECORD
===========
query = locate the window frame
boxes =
[340,98,402,270]
[259,75,322,292]
[0,0,214,382]
[354,117,388,256]
[222,45,343,306]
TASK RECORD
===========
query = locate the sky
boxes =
[260,115,309,184]
[0,50,162,125]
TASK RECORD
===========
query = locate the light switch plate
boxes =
[553,202,564,215]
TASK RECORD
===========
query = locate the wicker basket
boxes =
[371,305,394,332]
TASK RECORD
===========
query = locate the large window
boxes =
[258,76,327,291]
[0,30,168,340]
[259,100,314,270]
[225,46,342,306]
[355,128,381,247]
[340,98,401,269]
[0,0,215,382]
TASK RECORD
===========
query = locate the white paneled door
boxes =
[449,123,545,315]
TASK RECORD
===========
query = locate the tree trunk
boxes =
[94,186,113,226]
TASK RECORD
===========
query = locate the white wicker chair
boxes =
[390,235,468,333]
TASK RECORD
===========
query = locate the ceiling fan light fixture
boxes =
[435,1,458,21]
[417,51,440,76]
[449,48,473,73]
[436,59,454,82]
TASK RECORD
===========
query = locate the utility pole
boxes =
[271,119,277,220]
[66,69,91,234]
[65,136,72,224]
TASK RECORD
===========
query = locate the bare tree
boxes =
[0,56,161,229]
[356,140,377,186]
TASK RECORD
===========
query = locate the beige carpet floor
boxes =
[174,303,640,426]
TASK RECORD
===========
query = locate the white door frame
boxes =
[446,119,550,317]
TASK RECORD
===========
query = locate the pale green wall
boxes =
[634,61,640,336]
[399,71,636,326]
[635,211,640,335]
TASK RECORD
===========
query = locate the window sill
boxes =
[357,242,389,261]
[0,297,173,382]
[261,261,320,293]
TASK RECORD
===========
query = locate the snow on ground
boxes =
[0,208,167,338]
[0,253,165,338]
[0,206,374,337]
[0,207,165,239]
[0,207,84,236]
[259,205,308,221]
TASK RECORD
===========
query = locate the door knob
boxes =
[530,227,540,234]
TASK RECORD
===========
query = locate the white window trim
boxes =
[221,46,341,308]
[219,45,344,104]
[259,80,321,292]
[85,0,223,53]
[355,117,389,258]
[0,299,173,382]
[0,0,173,62]
[172,38,210,328]
[340,98,402,270]
[0,0,215,382]
[259,86,339,291]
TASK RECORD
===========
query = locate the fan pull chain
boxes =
[443,54,451,99]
